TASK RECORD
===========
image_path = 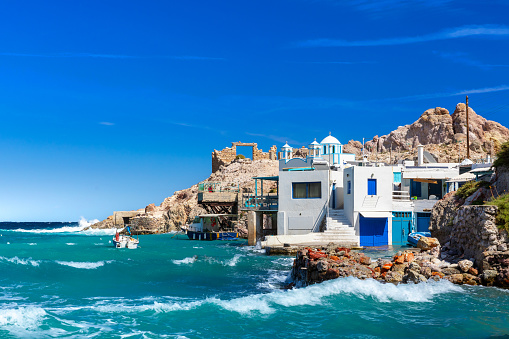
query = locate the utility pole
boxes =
[466,95,470,159]
[390,142,392,164]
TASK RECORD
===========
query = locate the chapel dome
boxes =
[320,134,341,145]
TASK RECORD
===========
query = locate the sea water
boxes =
[1,222,509,338]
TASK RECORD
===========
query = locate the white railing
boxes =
[392,190,411,200]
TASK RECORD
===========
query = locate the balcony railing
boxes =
[241,194,278,211]
[392,190,411,200]
[198,182,240,193]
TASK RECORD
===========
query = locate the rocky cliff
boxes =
[344,103,509,164]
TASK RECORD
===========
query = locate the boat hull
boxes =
[407,232,431,247]
[112,236,139,249]
[186,231,238,241]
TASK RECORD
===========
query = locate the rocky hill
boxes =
[343,103,509,164]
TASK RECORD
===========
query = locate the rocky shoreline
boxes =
[287,237,509,289]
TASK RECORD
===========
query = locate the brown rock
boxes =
[359,255,371,266]
[468,267,479,276]
[385,271,404,284]
[391,263,407,273]
[417,237,440,251]
[446,274,464,284]
[394,255,405,264]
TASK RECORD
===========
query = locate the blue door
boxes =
[360,216,388,246]
[332,183,336,208]
[392,212,412,245]
[411,179,421,198]
[367,179,377,195]
[416,212,431,232]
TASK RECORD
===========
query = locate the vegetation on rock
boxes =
[455,180,489,199]
[486,193,509,232]
[493,141,509,169]
[235,154,245,159]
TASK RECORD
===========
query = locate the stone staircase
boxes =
[312,209,359,246]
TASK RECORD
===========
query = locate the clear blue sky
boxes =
[2,0,509,221]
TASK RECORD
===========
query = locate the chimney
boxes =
[417,145,424,166]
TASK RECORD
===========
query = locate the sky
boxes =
[1,0,509,221]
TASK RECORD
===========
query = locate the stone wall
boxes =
[212,142,277,173]
[130,215,168,233]
[449,205,508,267]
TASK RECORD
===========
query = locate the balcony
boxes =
[241,194,278,211]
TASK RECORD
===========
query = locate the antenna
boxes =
[466,96,470,159]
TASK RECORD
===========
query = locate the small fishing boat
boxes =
[407,231,431,247]
[186,214,238,241]
[113,226,139,249]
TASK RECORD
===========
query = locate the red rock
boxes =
[468,267,478,275]
[309,251,327,260]
[360,256,371,265]
[404,252,415,262]
[382,263,393,271]
[394,255,405,264]
[330,255,340,261]
[431,272,444,278]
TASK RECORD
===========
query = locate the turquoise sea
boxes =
[1,222,509,338]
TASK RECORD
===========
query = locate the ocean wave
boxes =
[211,277,464,315]
[223,254,243,267]
[0,256,40,267]
[78,216,100,228]
[0,306,47,329]
[56,260,113,269]
[256,269,291,290]
[3,217,116,235]
[66,243,76,246]
[28,243,37,246]
[172,256,197,265]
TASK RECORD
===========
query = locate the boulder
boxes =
[385,271,404,284]
[482,270,498,286]
[417,237,440,251]
[445,274,464,284]
[458,259,474,273]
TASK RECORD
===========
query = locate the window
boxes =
[368,179,377,195]
[347,181,351,194]
[292,182,321,199]
[323,146,327,154]
[393,172,402,183]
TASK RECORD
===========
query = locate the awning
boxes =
[413,178,438,184]
[360,211,393,218]
[446,172,476,183]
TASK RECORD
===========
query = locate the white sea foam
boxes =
[172,256,197,265]
[6,217,116,235]
[0,256,40,267]
[28,243,37,246]
[66,243,76,246]
[93,299,204,314]
[56,260,113,269]
[223,254,243,267]
[0,306,47,329]
[210,277,464,315]
[257,269,290,290]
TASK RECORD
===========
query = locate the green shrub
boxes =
[455,180,489,199]
[236,154,245,159]
[493,141,509,168]
[485,193,509,232]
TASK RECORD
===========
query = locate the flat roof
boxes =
[252,176,279,181]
